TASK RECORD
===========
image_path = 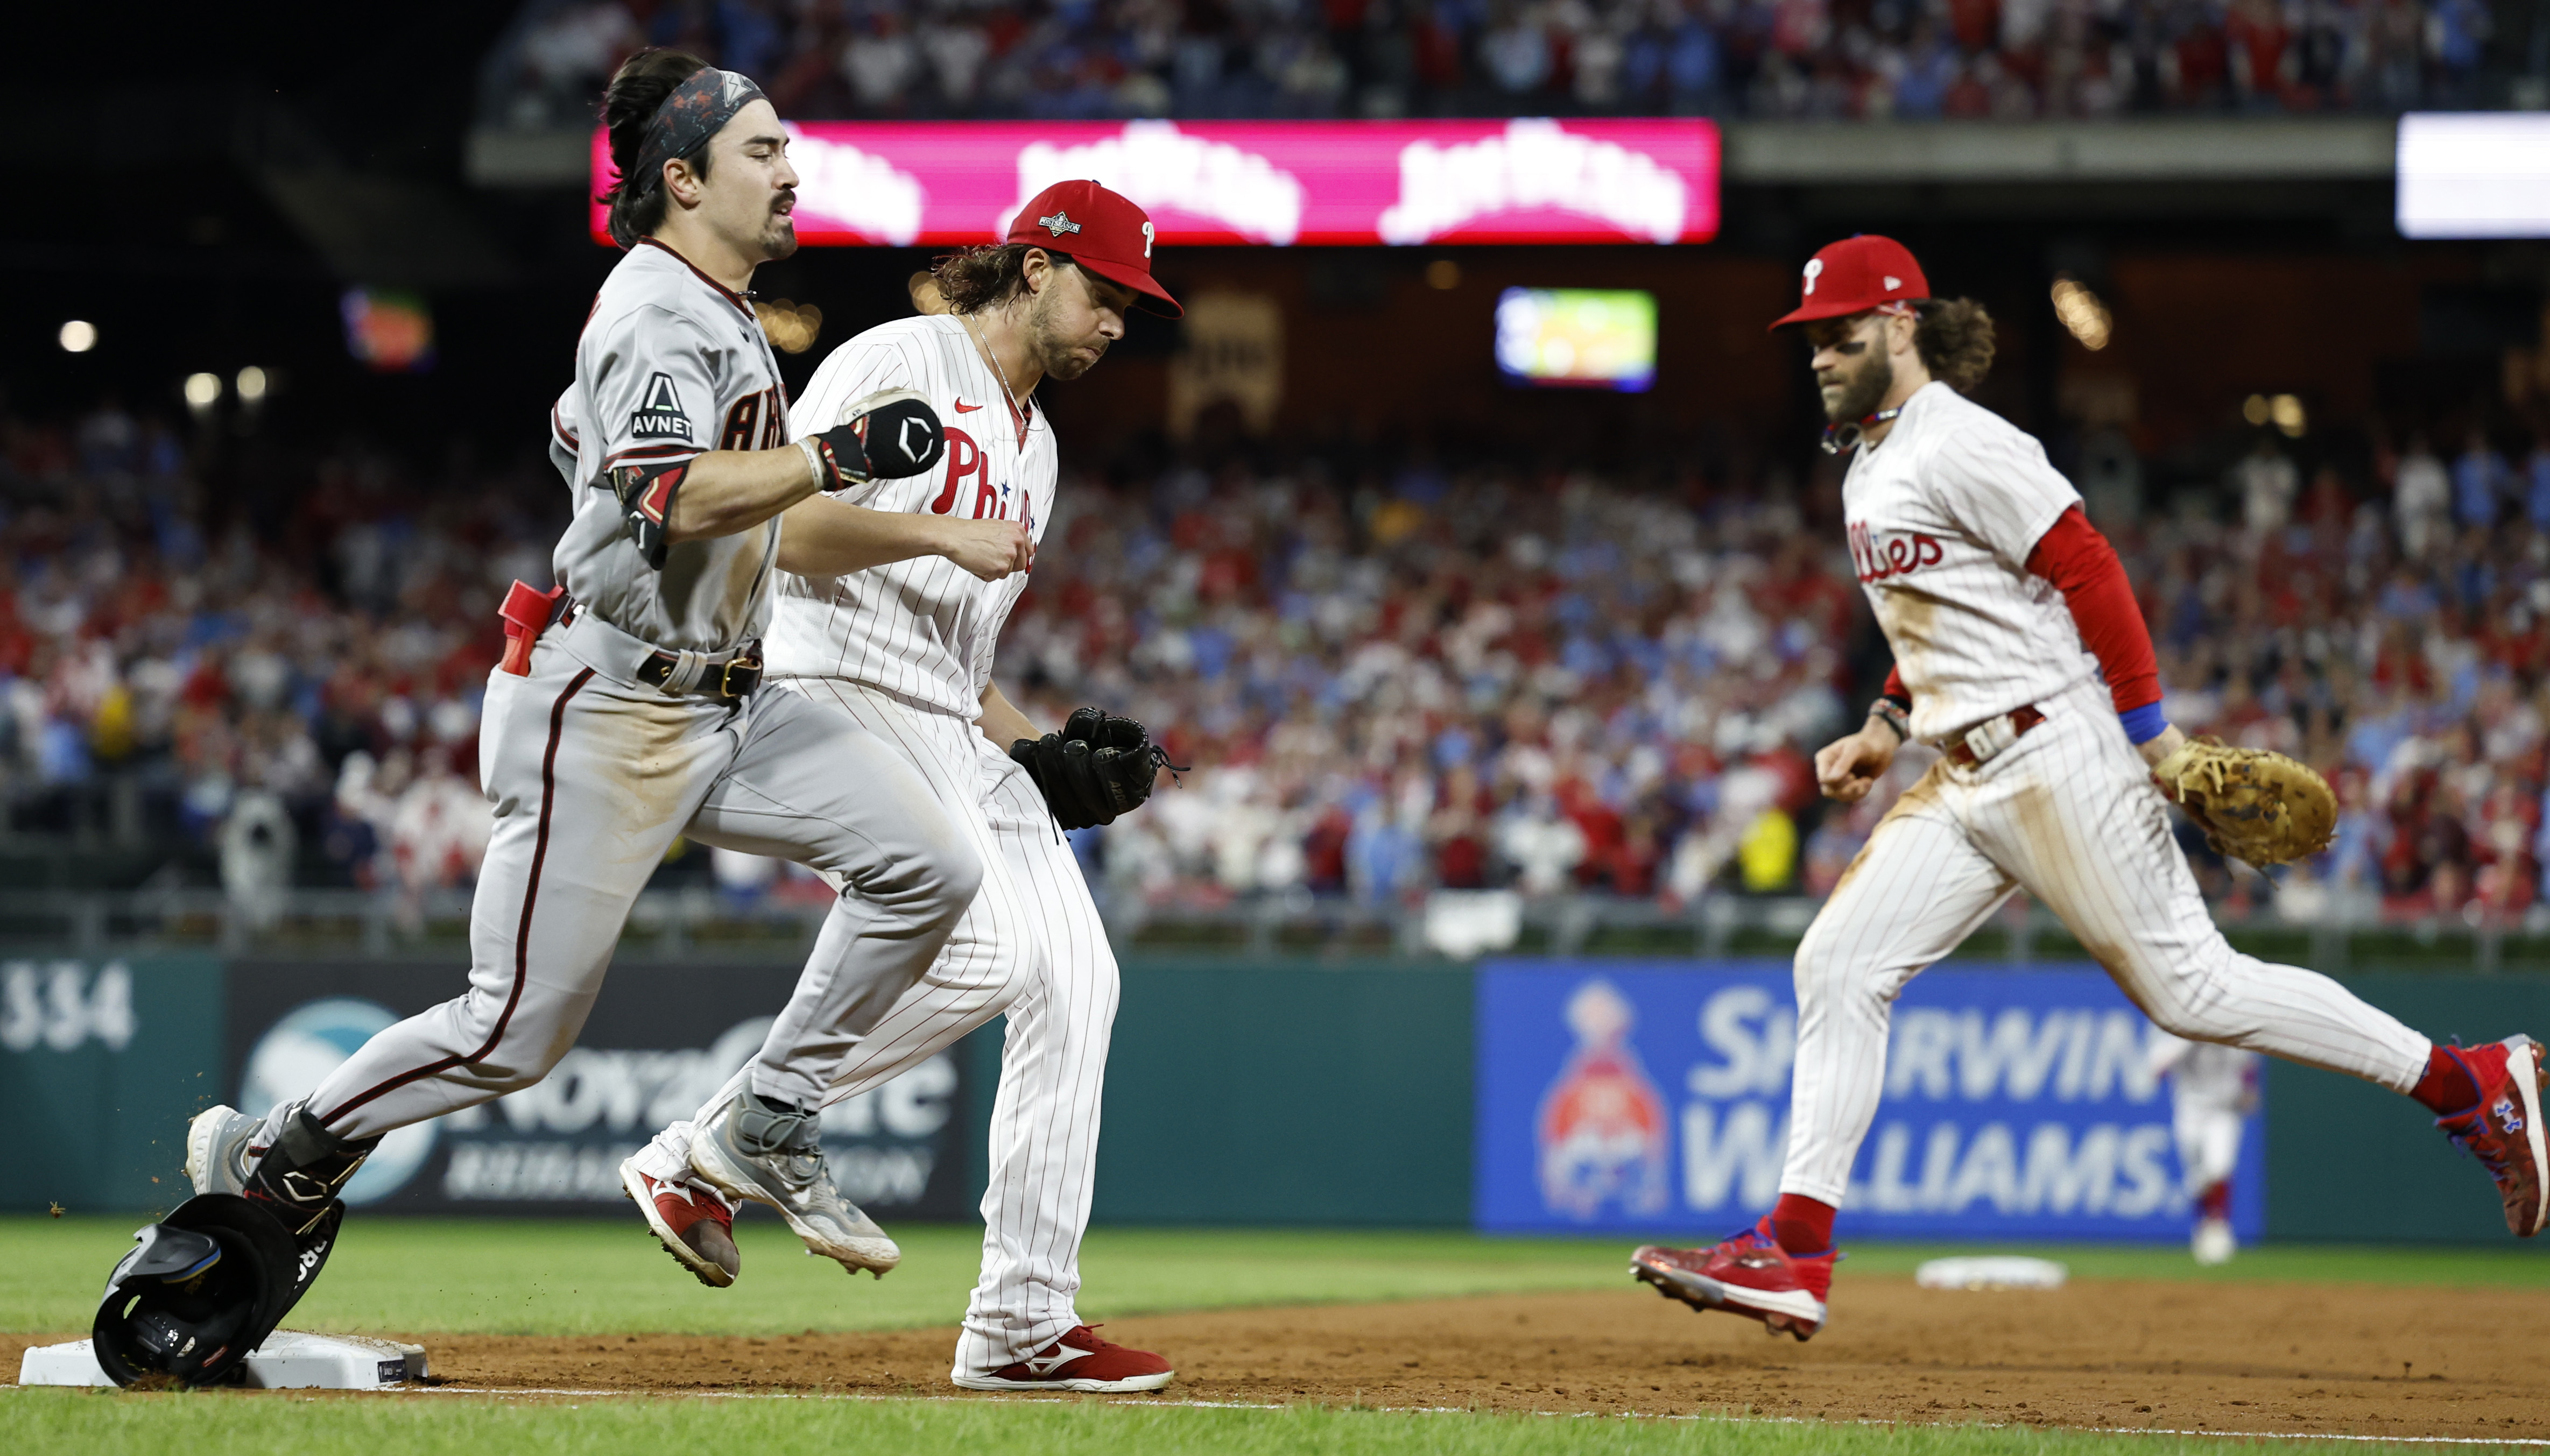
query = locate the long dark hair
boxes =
[931,244,1079,314]
[597,48,712,248]
[1915,298,1997,394]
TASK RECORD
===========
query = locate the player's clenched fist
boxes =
[1815,721,1899,802]
[804,388,947,487]
[934,517,1035,582]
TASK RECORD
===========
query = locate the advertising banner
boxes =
[589,118,1718,248]
[224,962,973,1219]
[1476,960,2263,1242]
[5,955,223,1212]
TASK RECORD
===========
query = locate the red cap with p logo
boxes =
[1005,180,1182,318]
[1769,235,1931,330]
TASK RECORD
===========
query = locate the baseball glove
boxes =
[1010,708,1182,831]
[2150,736,2337,868]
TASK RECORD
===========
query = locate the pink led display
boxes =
[589,118,1716,248]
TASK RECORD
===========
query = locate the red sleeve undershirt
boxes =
[1878,506,2160,719]
[2024,505,2161,716]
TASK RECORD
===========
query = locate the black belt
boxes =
[636,641,764,699]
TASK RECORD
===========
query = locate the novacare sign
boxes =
[1475,962,2263,1242]
[590,118,1717,247]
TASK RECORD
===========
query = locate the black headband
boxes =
[611,66,769,248]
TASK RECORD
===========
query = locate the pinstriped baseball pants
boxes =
[1780,675,2432,1208]
[636,678,1122,1375]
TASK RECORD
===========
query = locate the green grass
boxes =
[0,1389,2503,1456]
[7,1218,2548,1337]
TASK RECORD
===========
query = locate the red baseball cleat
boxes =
[951,1325,1174,1393]
[2434,1036,2549,1236]
[1632,1217,1838,1341]
[620,1158,741,1288]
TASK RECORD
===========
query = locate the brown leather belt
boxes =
[1943,705,2045,767]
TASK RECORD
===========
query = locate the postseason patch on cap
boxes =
[1036,210,1084,238]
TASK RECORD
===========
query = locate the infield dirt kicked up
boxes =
[12,1274,2545,1442]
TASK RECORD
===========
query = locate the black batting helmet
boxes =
[93,1194,327,1387]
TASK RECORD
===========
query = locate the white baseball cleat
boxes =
[687,1086,900,1277]
[184,1104,262,1198]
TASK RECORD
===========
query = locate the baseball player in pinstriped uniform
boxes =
[1632,235,2549,1341]
[625,181,1181,1394]
[178,52,984,1297]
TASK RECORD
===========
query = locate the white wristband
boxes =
[798,439,827,492]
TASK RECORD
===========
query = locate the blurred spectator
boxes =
[477,0,2520,130]
[9,384,2550,933]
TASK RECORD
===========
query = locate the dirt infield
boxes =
[13,1276,2548,1439]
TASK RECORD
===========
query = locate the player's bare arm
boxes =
[774,497,1032,581]
[977,681,1042,749]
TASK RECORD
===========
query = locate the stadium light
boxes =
[58,320,97,354]
[2049,277,2111,351]
[237,366,269,403]
[183,372,222,408]
[2271,394,2306,437]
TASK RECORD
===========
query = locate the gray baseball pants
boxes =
[276,626,977,1144]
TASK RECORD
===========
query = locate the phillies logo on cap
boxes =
[1005,180,1182,317]
[1770,234,1931,331]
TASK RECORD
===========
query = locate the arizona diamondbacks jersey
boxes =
[555,238,794,652]
[771,314,1057,719]
[1840,380,2096,741]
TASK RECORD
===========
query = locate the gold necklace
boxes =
[962,312,1028,447]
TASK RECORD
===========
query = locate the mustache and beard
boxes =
[1025,275,1108,381]
[1819,345,1894,425]
[759,188,799,259]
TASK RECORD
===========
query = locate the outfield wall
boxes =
[8,953,2542,1245]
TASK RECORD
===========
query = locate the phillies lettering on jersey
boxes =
[773,314,1057,720]
[1848,522,1944,583]
[1840,380,2094,742]
[553,237,792,652]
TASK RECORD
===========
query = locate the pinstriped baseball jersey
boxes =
[555,238,794,652]
[1842,380,2095,741]
[772,315,1055,720]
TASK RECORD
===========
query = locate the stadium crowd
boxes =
[487,0,2504,133]
[2,401,2546,925]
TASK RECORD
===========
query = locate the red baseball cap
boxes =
[1768,235,1931,330]
[1006,180,1181,318]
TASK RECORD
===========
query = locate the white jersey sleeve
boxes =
[1921,408,2082,572]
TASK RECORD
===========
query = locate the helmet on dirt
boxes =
[93,1193,321,1387]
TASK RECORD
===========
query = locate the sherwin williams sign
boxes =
[589,118,1718,248]
[1475,961,2263,1242]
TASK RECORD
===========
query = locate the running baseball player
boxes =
[2148,1030,2259,1264]
[1631,234,2547,1340]
[178,51,980,1295]
[622,180,1182,1395]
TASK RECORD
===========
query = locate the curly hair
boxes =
[931,243,1078,314]
[597,48,712,249]
[1914,298,1997,394]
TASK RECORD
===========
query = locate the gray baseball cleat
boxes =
[184,1104,262,1197]
[687,1086,901,1277]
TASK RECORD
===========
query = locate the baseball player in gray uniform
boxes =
[625,181,1181,1394]
[180,51,981,1289]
